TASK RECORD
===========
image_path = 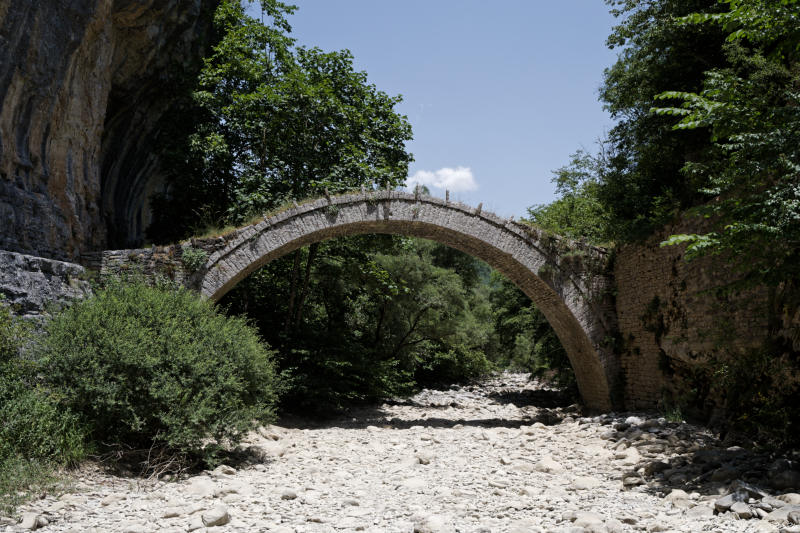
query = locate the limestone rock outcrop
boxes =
[0,249,92,319]
[0,0,217,261]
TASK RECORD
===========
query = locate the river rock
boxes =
[730,501,753,519]
[571,476,602,490]
[8,372,790,533]
[201,504,230,527]
[186,477,216,498]
[715,491,748,512]
[780,494,800,505]
[19,513,46,530]
[534,456,564,473]
[413,514,452,533]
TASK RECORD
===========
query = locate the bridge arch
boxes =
[186,191,619,410]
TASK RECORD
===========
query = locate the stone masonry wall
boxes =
[615,221,770,412]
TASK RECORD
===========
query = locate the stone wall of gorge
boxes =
[0,0,217,261]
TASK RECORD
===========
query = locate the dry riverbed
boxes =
[5,373,800,533]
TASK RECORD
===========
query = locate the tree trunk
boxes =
[284,249,302,334]
[374,300,387,346]
[294,242,319,328]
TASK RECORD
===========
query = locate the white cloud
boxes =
[407,166,478,193]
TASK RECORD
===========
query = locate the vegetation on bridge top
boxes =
[185,188,609,261]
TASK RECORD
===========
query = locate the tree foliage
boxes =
[652,1,800,292]
[594,0,730,240]
[223,237,503,412]
[526,149,611,244]
[149,0,412,242]
[37,281,279,464]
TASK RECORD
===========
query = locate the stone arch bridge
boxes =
[94,191,620,410]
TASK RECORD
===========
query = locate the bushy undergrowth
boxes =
[0,300,85,514]
[1,283,282,513]
[415,346,493,387]
[37,281,280,465]
[713,345,799,447]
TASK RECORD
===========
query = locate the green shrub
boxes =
[416,347,492,386]
[712,346,800,447]
[0,382,86,466]
[37,281,280,464]
[1,302,86,465]
[181,246,209,272]
[0,299,86,514]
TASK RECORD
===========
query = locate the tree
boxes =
[652,0,800,288]
[597,0,730,240]
[149,0,413,349]
[148,0,412,241]
[526,149,610,244]
[222,236,498,412]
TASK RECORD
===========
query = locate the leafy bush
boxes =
[1,300,87,466]
[416,347,493,386]
[37,281,280,464]
[711,346,800,447]
[0,299,86,514]
[0,381,86,466]
[181,246,208,272]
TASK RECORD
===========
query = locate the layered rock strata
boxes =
[0,0,216,261]
[0,249,92,319]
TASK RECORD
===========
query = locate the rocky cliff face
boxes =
[0,0,216,261]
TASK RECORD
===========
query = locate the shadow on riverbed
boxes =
[486,388,574,409]
[279,404,575,431]
[634,445,798,497]
[279,414,533,431]
[593,418,800,510]
[278,382,576,430]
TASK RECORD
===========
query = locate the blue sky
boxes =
[259,1,619,218]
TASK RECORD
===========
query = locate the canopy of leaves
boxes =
[651,2,800,293]
[149,0,413,242]
[37,281,279,464]
[526,149,611,244]
[592,0,730,240]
